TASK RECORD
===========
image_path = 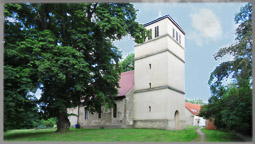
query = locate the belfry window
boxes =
[155,26,159,37]
[148,29,152,40]
[149,106,151,112]
[176,31,178,41]
[173,28,175,38]
[149,83,151,88]
[149,64,151,69]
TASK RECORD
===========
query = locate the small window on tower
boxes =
[149,106,151,112]
[155,26,159,37]
[149,83,151,88]
[173,28,175,38]
[179,35,181,44]
[148,29,152,40]
[149,64,151,69]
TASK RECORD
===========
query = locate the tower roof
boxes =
[144,15,185,35]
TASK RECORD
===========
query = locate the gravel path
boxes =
[196,127,205,142]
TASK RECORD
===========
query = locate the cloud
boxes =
[188,9,222,46]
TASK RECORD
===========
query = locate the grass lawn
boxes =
[201,128,243,142]
[4,126,198,142]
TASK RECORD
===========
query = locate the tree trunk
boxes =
[56,111,70,132]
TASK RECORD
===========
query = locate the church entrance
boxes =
[174,110,180,130]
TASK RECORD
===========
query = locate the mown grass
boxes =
[4,126,198,142]
[201,128,243,142]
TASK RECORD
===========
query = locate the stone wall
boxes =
[134,119,168,129]
[78,99,124,128]
[122,87,134,128]
[67,89,135,128]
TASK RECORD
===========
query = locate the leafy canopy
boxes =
[119,53,134,72]
[4,3,149,131]
[199,3,252,136]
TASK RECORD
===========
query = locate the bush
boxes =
[36,118,57,129]
[36,124,47,129]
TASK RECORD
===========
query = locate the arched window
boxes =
[149,106,151,112]
[174,110,180,130]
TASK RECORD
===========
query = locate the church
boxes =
[67,14,186,130]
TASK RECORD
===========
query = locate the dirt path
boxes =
[196,127,205,142]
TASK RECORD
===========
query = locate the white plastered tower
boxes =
[133,15,186,130]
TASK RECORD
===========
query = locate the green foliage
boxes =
[4,3,149,131]
[201,128,243,142]
[119,53,134,72]
[200,3,252,136]
[209,2,252,90]
[185,98,206,104]
[220,83,252,134]
[200,83,252,135]
[36,118,57,129]
[4,21,41,131]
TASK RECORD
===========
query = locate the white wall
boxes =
[185,108,206,127]
[194,115,206,127]
[134,52,168,90]
[185,108,194,126]
[134,16,186,130]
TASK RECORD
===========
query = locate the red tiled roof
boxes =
[117,70,134,97]
[185,102,201,116]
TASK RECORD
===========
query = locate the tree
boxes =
[209,2,252,90]
[119,53,134,72]
[4,3,149,132]
[4,4,41,131]
[199,83,252,135]
[185,98,206,105]
[199,3,252,136]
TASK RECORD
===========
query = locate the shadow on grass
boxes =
[4,130,55,140]
[4,128,98,141]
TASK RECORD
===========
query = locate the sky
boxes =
[113,2,248,103]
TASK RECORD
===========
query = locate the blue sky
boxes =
[113,2,248,102]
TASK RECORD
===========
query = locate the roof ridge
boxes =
[143,14,185,35]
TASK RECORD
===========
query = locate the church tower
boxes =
[133,15,186,130]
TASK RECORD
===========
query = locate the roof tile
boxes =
[185,102,201,116]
